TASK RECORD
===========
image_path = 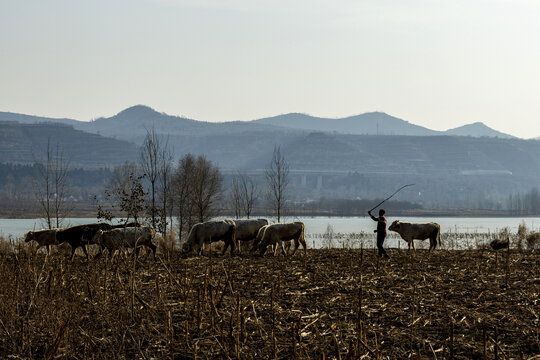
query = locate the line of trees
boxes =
[29,130,292,243]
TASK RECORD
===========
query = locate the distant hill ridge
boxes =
[0,121,138,167]
[0,105,516,139]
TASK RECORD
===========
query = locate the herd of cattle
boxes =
[21,216,532,258]
[22,219,308,259]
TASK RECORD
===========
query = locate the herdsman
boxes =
[368,209,390,258]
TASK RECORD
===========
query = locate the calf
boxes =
[24,229,58,254]
[93,226,156,258]
[388,220,441,252]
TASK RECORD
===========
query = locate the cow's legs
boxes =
[70,245,77,261]
[291,239,299,256]
[300,236,307,256]
[82,244,90,260]
[222,240,229,255]
[430,234,438,251]
[279,240,287,257]
[148,243,157,259]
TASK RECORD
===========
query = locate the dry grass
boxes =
[0,242,538,359]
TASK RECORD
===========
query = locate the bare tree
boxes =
[139,127,173,235]
[230,176,243,219]
[33,138,70,229]
[171,154,197,241]
[193,155,223,222]
[139,128,160,229]
[171,154,223,242]
[158,145,174,238]
[231,172,258,219]
[265,145,289,222]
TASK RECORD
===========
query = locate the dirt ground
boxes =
[0,245,538,359]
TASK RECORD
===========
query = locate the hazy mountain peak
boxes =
[445,122,514,138]
[115,105,160,119]
[255,111,438,136]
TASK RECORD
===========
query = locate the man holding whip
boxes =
[368,208,389,258]
[368,184,414,258]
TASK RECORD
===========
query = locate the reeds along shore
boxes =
[0,240,538,359]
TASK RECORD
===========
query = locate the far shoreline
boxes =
[0,208,538,219]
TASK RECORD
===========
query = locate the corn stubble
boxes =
[0,243,538,359]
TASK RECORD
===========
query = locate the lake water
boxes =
[2,216,539,249]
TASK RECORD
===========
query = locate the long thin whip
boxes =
[368,183,415,213]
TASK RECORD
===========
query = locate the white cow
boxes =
[254,222,307,257]
[182,220,237,255]
[388,220,441,251]
[92,226,156,258]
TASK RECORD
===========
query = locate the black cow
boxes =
[57,222,138,260]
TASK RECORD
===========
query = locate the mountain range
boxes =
[0,105,516,140]
[1,105,539,209]
[255,112,515,138]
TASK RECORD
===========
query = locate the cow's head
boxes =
[258,242,268,256]
[250,225,268,254]
[81,226,95,243]
[388,220,400,232]
[24,231,35,243]
[181,241,192,254]
[92,229,104,244]
[182,237,202,256]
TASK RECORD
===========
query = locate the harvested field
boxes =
[0,244,538,359]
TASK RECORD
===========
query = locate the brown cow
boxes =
[24,229,58,254]
[388,220,441,251]
[254,222,307,257]
[490,237,509,250]
[182,220,237,255]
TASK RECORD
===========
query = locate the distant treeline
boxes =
[294,197,420,216]
[506,188,540,215]
[0,162,111,202]
[3,161,540,217]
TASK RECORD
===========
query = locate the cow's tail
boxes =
[437,224,442,248]
[183,225,197,254]
[300,222,307,255]
[231,221,238,255]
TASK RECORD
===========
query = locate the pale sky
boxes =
[1,0,539,138]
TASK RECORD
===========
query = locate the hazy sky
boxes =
[1,0,539,138]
